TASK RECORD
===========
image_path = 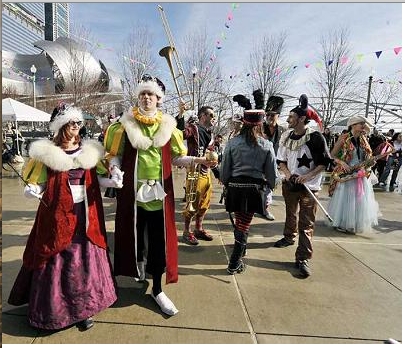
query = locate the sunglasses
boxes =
[68,120,83,127]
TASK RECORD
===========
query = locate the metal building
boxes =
[44,3,69,41]
[2,3,45,54]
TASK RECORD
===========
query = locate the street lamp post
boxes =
[365,75,373,118]
[30,64,37,108]
[191,67,197,110]
[30,64,37,131]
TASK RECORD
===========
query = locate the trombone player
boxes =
[177,103,218,245]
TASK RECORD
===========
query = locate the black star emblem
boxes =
[297,153,312,168]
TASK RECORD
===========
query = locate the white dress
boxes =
[327,147,380,233]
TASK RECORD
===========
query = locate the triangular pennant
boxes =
[340,56,349,64]
[394,47,402,55]
[356,54,364,62]
[328,60,333,66]
[375,51,382,59]
[305,63,310,68]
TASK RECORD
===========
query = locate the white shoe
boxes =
[151,292,179,316]
[135,261,145,282]
[264,211,275,221]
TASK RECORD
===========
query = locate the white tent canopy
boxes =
[2,98,51,122]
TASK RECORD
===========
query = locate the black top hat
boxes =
[265,96,284,115]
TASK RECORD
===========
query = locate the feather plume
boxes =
[252,89,265,109]
[233,94,252,110]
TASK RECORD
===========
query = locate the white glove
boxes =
[110,166,124,188]
[98,176,123,189]
[24,184,43,199]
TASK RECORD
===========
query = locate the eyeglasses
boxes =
[68,120,83,127]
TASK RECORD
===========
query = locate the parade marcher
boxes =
[274,95,330,278]
[220,104,278,275]
[8,104,119,331]
[79,121,89,139]
[177,104,218,245]
[378,132,402,191]
[327,115,380,233]
[228,113,244,140]
[104,75,215,316]
[368,128,387,179]
[261,93,286,221]
[211,133,224,180]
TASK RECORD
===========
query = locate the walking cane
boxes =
[303,183,333,223]
[2,158,48,207]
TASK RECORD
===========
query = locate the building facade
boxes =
[2,3,45,54]
[44,3,69,41]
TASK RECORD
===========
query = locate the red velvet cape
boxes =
[113,135,178,284]
[22,168,108,270]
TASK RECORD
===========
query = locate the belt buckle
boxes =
[147,179,156,186]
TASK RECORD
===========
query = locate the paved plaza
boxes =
[1,163,402,344]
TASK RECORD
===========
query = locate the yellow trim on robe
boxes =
[23,159,47,184]
[104,122,125,156]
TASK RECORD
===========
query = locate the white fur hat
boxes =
[49,106,84,134]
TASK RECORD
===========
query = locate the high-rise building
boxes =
[2,3,45,54]
[44,3,69,41]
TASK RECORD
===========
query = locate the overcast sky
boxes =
[70,2,402,105]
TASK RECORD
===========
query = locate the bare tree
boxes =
[50,25,123,129]
[118,23,157,107]
[2,84,20,100]
[368,80,402,126]
[247,32,292,99]
[311,28,360,128]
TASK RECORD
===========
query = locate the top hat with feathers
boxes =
[265,96,284,115]
[233,92,265,125]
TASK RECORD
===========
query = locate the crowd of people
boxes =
[7,73,400,332]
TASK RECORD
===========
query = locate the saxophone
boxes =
[184,147,204,213]
[333,149,396,183]
[183,146,219,213]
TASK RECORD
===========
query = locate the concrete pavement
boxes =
[1,163,402,344]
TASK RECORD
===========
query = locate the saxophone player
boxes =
[177,104,218,245]
[327,115,380,235]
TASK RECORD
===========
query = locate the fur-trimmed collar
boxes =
[120,108,177,150]
[29,139,104,172]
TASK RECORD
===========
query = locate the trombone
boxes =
[157,5,194,109]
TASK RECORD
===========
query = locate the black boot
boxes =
[227,229,248,274]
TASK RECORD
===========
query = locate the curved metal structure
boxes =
[2,50,55,95]
[34,37,102,91]
[2,37,123,97]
